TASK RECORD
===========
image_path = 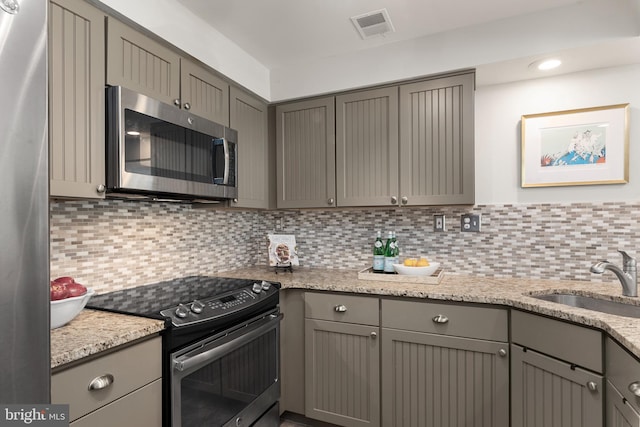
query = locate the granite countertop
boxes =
[52,266,640,369]
[50,309,165,370]
[216,266,640,358]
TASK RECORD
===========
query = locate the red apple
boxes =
[66,282,87,297]
[50,282,70,301]
[53,276,75,285]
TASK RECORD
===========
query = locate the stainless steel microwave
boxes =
[106,86,237,200]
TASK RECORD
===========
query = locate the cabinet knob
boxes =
[629,382,640,397]
[391,196,398,205]
[401,196,408,205]
[183,102,191,110]
[327,198,335,205]
[432,314,449,324]
[232,198,238,203]
[586,381,598,392]
[498,348,507,357]
[173,99,181,107]
[334,305,347,313]
[96,184,106,193]
[88,373,114,391]
[370,331,377,338]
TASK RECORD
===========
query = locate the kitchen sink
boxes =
[530,292,640,318]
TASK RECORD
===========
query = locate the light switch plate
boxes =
[461,214,481,232]
[434,214,446,232]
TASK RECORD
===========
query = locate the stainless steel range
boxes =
[88,276,281,427]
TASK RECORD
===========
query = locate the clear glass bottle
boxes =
[392,231,400,266]
[372,231,385,273]
[383,231,396,273]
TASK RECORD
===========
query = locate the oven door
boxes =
[171,311,281,427]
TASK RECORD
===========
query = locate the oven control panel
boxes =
[160,281,277,327]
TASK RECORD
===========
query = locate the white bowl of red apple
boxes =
[50,277,94,329]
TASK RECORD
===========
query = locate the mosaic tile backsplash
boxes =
[51,200,636,293]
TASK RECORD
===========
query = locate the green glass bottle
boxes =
[383,231,395,273]
[372,231,385,273]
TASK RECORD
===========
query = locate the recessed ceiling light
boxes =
[529,58,562,71]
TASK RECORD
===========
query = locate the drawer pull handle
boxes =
[334,305,347,313]
[629,382,640,397]
[586,381,598,392]
[432,315,449,324]
[88,374,114,391]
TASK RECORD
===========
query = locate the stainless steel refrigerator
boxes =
[0,0,50,403]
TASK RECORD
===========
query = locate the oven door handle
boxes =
[173,313,281,373]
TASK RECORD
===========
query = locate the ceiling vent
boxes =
[351,8,395,39]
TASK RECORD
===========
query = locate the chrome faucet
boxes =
[590,250,637,297]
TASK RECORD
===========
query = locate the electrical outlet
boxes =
[461,214,481,232]
[434,214,446,232]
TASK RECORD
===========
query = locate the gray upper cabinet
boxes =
[230,87,270,209]
[107,18,229,126]
[276,97,336,209]
[336,87,399,207]
[106,17,180,107]
[180,58,229,126]
[49,0,106,199]
[399,73,475,205]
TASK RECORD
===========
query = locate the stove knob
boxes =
[190,300,205,314]
[252,283,263,294]
[261,280,272,291]
[175,304,189,318]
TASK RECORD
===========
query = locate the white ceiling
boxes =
[104,0,640,100]
[175,0,586,70]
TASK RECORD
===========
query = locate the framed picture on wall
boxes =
[521,103,630,187]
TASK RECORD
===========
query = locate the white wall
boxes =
[474,63,640,204]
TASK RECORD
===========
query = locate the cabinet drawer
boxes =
[381,298,508,341]
[70,379,162,427]
[607,338,640,414]
[52,337,162,422]
[304,292,379,325]
[511,310,602,373]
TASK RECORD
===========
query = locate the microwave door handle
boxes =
[222,137,230,185]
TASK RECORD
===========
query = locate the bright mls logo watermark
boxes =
[0,405,68,426]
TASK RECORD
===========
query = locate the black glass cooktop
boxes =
[87,276,262,318]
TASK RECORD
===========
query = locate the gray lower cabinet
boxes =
[511,310,604,427]
[607,381,640,427]
[51,337,162,426]
[607,338,640,427]
[276,97,336,209]
[304,292,380,427]
[381,298,509,427]
[399,72,475,205]
[49,0,106,199]
[230,87,270,209]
